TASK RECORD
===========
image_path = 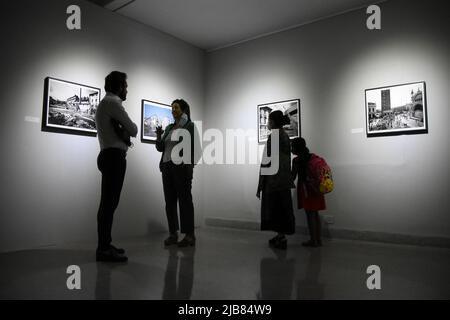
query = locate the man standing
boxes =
[95,71,137,262]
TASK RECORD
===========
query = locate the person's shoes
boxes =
[109,244,125,254]
[164,234,178,246]
[269,236,287,250]
[272,238,287,250]
[268,235,283,246]
[301,240,321,247]
[177,235,196,247]
[96,247,128,262]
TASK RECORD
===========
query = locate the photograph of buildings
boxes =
[366,82,426,136]
[44,77,100,135]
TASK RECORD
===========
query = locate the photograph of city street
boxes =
[365,82,427,137]
[43,77,100,136]
[141,99,173,142]
[258,99,300,142]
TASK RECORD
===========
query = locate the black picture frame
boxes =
[365,81,428,137]
[42,77,100,137]
[257,99,301,143]
[141,99,173,144]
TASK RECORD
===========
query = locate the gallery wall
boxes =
[203,0,450,240]
[0,0,205,252]
[1,0,449,253]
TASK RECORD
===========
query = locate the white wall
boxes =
[1,0,449,253]
[203,0,450,238]
[0,0,205,252]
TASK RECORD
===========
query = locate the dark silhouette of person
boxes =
[95,259,163,299]
[162,246,195,299]
[156,99,201,247]
[296,249,324,300]
[257,248,296,299]
[95,71,137,262]
[291,137,326,247]
[95,262,113,300]
[257,110,295,249]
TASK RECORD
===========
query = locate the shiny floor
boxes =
[1,227,449,300]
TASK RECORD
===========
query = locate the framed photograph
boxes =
[365,81,427,137]
[42,77,100,137]
[258,99,300,143]
[141,99,173,143]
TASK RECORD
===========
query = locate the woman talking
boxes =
[156,99,198,247]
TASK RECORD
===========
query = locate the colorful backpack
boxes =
[308,154,334,194]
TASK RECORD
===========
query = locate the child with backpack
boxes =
[291,138,333,247]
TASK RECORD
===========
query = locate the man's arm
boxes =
[110,103,138,137]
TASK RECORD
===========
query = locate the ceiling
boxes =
[87,0,381,51]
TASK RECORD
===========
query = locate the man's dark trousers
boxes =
[97,148,126,250]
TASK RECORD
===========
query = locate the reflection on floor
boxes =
[1,227,449,300]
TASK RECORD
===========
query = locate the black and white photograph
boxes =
[42,77,100,136]
[365,82,427,137]
[141,99,173,143]
[258,99,300,143]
